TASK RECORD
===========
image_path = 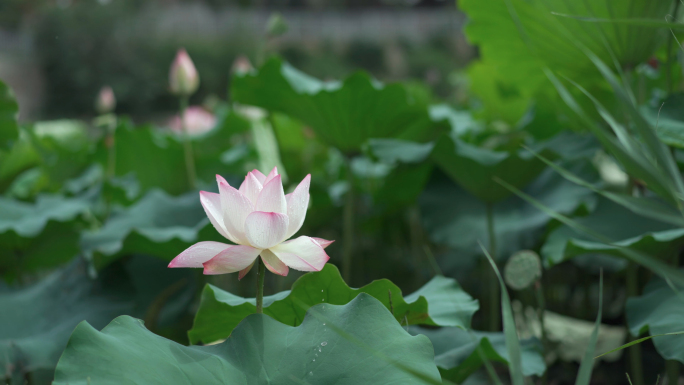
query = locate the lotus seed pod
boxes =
[504,250,542,291]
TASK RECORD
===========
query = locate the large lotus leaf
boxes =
[81,189,222,269]
[373,162,434,212]
[0,194,90,280]
[101,112,252,195]
[430,133,555,203]
[31,120,94,188]
[99,120,189,195]
[542,197,684,267]
[189,264,478,345]
[365,138,436,211]
[626,272,684,363]
[231,57,445,153]
[0,80,18,148]
[410,326,545,382]
[421,159,598,269]
[0,130,41,193]
[54,294,442,385]
[0,261,133,383]
[459,0,670,123]
[0,256,196,384]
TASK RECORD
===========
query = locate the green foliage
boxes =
[54,294,442,385]
[231,58,446,153]
[189,264,478,345]
[643,93,684,149]
[626,273,684,363]
[458,0,671,123]
[431,133,555,203]
[421,158,597,265]
[0,194,89,281]
[411,326,545,382]
[81,189,221,269]
[0,262,132,383]
[543,198,684,267]
[0,80,18,148]
[5,3,684,382]
[1,257,195,384]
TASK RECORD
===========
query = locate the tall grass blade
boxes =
[583,50,684,203]
[543,69,681,205]
[595,332,684,359]
[479,241,525,385]
[522,145,684,227]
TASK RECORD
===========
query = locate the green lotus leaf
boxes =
[421,158,598,267]
[188,264,478,345]
[99,112,251,195]
[411,326,545,383]
[431,133,556,203]
[0,257,196,384]
[0,194,90,280]
[626,272,684,363]
[0,130,41,194]
[231,57,445,153]
[459,0,670,123]
[542,197,684,267]
[0,261,133,383]
[81,189,223,269]
[54,294,442,385]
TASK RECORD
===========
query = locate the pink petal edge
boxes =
[202,244,261,275]
[261,250,289,276]
[168,241,232,268]
[311,237,334,249]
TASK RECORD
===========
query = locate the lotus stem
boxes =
[486,202,500,331]
[342,157,355,282]
[626,261,644,385]
[666,360,680,385]
[535,280,548,385]
[256,259,266,314]
[179,96,197,190]
[106,116,117,180]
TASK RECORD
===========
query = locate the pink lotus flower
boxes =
[169,106,216,135]
[169,168,333,277]
[169,48,199,96]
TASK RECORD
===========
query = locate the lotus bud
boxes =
[169,106,216,136]
[231,55,254,76]
[169,48,199,96]
[95,86,116,114]
[266,12,288,37]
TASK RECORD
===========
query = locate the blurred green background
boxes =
[0,0,473,121]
